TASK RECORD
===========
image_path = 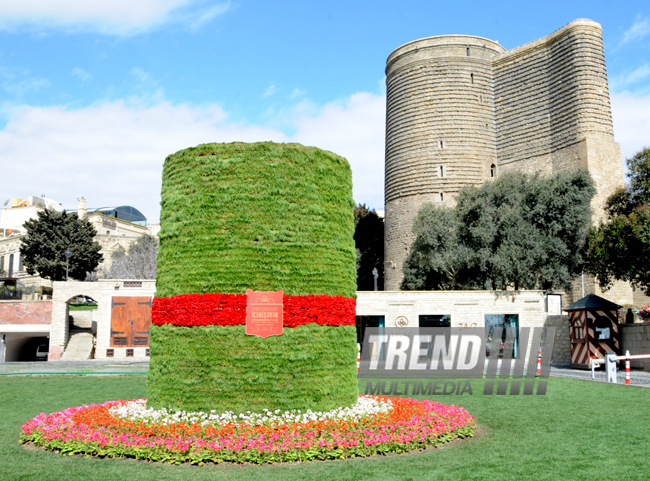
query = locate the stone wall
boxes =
[633,289,650,308]
[493,20,617,188]
[565,274,633,309]
[384,193,440,288]
[357,290,558,361]
[94,234,145,270]
[620,324,650,370]
[543,315,571,365]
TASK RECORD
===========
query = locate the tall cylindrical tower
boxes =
[384,35,506,290]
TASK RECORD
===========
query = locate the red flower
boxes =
[151,293,356,328]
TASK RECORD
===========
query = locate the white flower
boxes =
[108,396,392,428]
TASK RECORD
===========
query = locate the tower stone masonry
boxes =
[383,19,627,295]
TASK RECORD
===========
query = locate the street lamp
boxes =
[372,267,378,292]
[65,247,72,281]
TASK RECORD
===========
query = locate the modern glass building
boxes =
[87,206,147,226]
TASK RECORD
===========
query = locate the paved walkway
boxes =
[0,359,148,375]
[2,361,650,388]
[550,365,650,388]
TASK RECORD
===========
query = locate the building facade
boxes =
[356,290,570,365]
[0,196,158,289]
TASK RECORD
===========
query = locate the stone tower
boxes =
[383,19,627,297]
[384,35,505,289]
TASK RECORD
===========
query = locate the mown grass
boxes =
[1,375,649,480]
[68,303,98,311]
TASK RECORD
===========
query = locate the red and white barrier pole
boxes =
[626,350,631,385]
[357,343,361,373]
[536,350,542,376]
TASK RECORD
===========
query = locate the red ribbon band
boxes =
[152,293,356,328]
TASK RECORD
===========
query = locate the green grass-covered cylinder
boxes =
[147,142,358,413]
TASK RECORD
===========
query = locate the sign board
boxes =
[546,294,562,316]
[246,290,283,338]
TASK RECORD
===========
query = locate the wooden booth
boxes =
[566,294,621,369]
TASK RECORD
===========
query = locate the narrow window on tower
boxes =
[439,140,444,149]
[466,47,470,56]
[471,73,474,84]
[440,165,445,177]
[490,164,497,178]
[440,192,444,202]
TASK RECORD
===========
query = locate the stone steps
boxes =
[69,311,93,329]
[60,332,95,361]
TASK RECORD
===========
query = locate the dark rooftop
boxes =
[565,293,621,311]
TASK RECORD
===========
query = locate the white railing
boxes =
[591,350,650,384]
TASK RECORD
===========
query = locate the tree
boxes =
[585,206,650,294]
[585,147,650,294]
[20,209,103,281]
[401,205,469,290]
[402,168,595,291]
[628,147,650,205]
[104,234,158,279]
[354,204,384,290]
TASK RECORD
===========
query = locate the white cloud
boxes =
[4,91,643,226]
[611,93,650,162]
[620,16,650,46]
[288,88,306,99]
[291,92,386,209]
[71,67,92,83]
[0,0,230,36]
[610,64,650,93]
[262,84,277,97]
[4,77,49,96]
[183,2,230,30]
[0,92,386,223]
[130,67,155,85]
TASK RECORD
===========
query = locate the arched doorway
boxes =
[60,294,98,360]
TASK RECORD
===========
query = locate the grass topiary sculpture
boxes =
[147,142,358,413]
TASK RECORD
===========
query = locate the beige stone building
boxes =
[383,19,629,303]
[48,280,156,361]
[0,196,158,290]
[356,290,569,364]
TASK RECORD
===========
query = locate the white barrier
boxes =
[591,350,650,383]
[357,343,361,372]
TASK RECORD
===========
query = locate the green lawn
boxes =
[1,375,648,480]
[68,303,98,311]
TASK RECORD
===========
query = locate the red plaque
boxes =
[246,290,283,338]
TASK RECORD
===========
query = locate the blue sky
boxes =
[1,0,649,223]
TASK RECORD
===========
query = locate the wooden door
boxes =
[132,298,152,346]
[110,297,129,347]
[110,296,152,347]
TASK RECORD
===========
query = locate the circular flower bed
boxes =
[20,396,475,464]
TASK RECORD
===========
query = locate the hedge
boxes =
[148,142,358,412]
[147,324,358,413]
[155,142,356,299]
